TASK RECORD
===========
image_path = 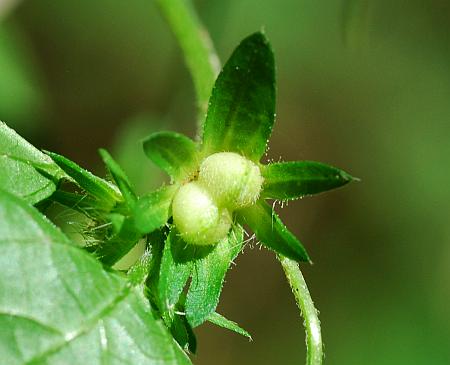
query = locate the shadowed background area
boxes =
[1,0,449,364]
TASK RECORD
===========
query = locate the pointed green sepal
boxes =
[185,224,244,327]
[237,200,310,262]
[99,148,137,206]
[207,312,252,340]
[201,32,275,162]
[143,131,199,181]
[45,151,122,204]
[262,161,355,200]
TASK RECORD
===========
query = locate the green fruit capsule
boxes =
[198,152,263,210]
[172,181,232,245]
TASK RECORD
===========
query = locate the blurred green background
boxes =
[1,0,449,364]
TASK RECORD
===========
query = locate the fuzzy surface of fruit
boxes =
[172,152,263,245]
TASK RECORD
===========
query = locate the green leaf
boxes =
[207,312,252,340]
[45,151,122,205]
[186,225,244,327]
[0,190,191,365]
[0,122,65,204]
[145,229,168,311]
[262,161,355,200]
[127,248,152,287]
[238,200,310,262]
[99,148,137,206]
[201,32,276,162]
[158,230,194,325]
[134,185,179,235]
[143,131,199,181]
[170,313,197,354]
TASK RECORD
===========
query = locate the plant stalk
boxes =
[278,255,323,365]
[156,0,220,123]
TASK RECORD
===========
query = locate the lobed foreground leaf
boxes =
[0,190,191,365]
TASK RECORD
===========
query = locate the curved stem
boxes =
[156,0,220,122]
[278,255,323,365]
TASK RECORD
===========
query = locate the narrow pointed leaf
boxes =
[238,200,310,262]
[145,228,168,310]
[158,230,194,325]
[262,161,355,200]
[186,225,244,327]
[207,312,252,340]
[143,131,199,181]
[0,190,191,365]
[99,148,137,206]
[202,32,275,161]
[0,122,65,204]
[134,185,179,235]
[46,151,122,204]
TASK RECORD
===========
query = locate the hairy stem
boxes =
[156,0,220,121]
[279,255,323,365]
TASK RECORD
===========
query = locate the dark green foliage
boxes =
[143,131,199,181]
[201,32,275,162]
[238,201,311,262]
[262,161,355,200]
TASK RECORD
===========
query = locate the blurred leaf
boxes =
[156,0,219,118]
[207,312,252,340]
[134,185,178,235]
[46,151,121,205]
[262,161,355,200]
[341,0,372,47]
[0,189,191,365]
[238,200,310,262]
[0,121,64,204]
[143,131,199,181]
[185,225,244,327]
[112,115,166,194]
[201,32,275,162]
[99,148,137,206]
[0,25,44,131]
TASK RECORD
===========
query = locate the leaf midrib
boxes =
[23,285,132,364]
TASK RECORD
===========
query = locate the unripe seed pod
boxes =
[172,181,232,245]
[198,152,263,210]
